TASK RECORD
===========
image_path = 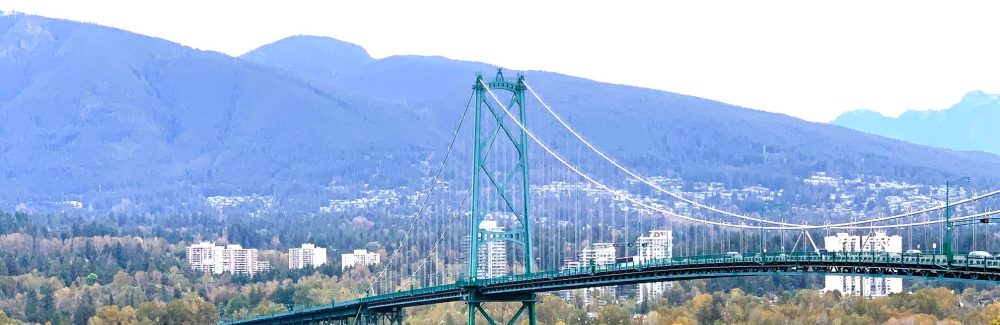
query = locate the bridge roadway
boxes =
[225,252,1000,324]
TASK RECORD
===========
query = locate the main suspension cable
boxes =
[487,80,998,230]
[481,80,791,229]
[522,80,1000,228]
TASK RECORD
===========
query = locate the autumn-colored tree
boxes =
[253,300,287,316]
[0,311,19,325]
[88,305,139,325]
[162,293,219,324]
[597,305,631,325]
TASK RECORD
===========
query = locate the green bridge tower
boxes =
[466,69,536,325]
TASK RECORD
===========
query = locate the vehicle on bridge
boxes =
[969,251,994,259]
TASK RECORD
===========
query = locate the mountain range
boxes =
[2,13,999,213]
[833,91,1000,154]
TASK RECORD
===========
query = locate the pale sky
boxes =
[2,1,999,122]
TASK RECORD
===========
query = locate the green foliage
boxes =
[253,300,287,316]
[1,209,1000,324]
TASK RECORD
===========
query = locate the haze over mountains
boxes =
[2,13,999,213]
[833,91,1000,154]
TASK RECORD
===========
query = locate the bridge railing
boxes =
[470,251,1000,288]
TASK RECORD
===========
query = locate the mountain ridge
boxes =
[1,14,999,213]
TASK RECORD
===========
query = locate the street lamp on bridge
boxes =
[944,176,972,265]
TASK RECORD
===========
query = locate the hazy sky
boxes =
[3,1,999,122]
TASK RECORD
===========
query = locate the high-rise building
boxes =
[342,249,381,271]
[822,231,903,297]
[221,244,260,275]
[477,220,508,279]
[635,230,673,302]
[186,242,268,276]
[289,243,328,269]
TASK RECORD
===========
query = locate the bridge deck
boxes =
[225,252,1000,324]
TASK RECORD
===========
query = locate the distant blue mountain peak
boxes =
[833,91,1000,154]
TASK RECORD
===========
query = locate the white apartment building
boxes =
[822,232,903,297]
[186,242,269,276]
[477,220,508,279]
[342,249,381,271]
[186,241,224,273]
[635,230,674,302]
[561,242,617,306]
[580,243,617,267]
[289,243,328,270]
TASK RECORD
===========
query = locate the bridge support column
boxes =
[521,296,537,325]
[466,291,536,325]
[387,308,404,325]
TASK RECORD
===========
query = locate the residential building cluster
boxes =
[187,242,346,275]
[320,189,404,213]
[560,230,674,306]
[528,172,976,230]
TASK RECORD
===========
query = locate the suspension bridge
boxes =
[225,71,1000,325]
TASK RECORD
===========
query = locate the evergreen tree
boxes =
[74,293,96,325]
[24,288,38,323]
[40,284,56,321]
